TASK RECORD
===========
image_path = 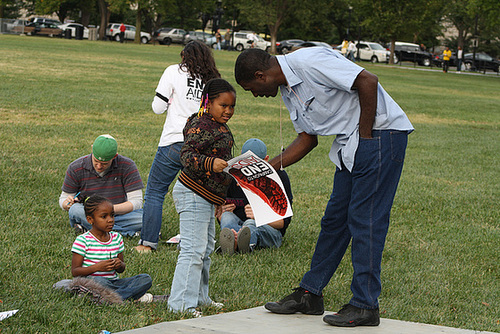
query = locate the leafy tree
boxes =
[357,0,446,63]
[0,0,21,18]
[227,0,298,54]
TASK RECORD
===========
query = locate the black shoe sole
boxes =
[265,302,324,315]
[323,314,380,327]
[265,302,297,314]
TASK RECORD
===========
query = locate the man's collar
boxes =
[83,154,117,175]
[276,55,302,88]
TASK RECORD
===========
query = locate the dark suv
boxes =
[463,53,499,72]
[392,42,433,66]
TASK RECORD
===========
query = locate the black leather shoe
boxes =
[265,287,324,315]
[323,304,380,327]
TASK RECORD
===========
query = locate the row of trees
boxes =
[1,0,499,57]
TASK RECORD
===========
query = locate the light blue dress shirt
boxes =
[277,47,414,171]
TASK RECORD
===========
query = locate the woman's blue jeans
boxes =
[90,274,152,301]
[168,182,216,313]
[139,143,183,249]
[300,130,408,309]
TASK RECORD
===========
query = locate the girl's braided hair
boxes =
[198,78,236,116]
[83,194,111,218]
[181,40,221,84]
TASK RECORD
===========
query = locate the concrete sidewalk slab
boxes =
[117,307,496,334]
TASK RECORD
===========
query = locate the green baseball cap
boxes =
[92,134,117,162]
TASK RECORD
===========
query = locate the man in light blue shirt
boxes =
[235,47,413,327]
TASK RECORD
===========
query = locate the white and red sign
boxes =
[224,151,293,226]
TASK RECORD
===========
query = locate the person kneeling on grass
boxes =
[67,194,168,304]
[216,138,293,255]
[59,134,144,237]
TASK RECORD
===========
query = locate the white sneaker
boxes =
[210,301,224,309]
[192,310,202,318]
[138,293,153,303]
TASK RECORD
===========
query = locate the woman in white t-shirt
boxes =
[135,41,220,253]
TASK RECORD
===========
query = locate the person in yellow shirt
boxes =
[443,47,452,73]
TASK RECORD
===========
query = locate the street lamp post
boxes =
[347,5,352,40]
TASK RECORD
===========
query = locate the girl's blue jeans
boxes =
[168,182,216,313]
[139,143,183,249]
[300,130,408,310]
[90,274,152,301]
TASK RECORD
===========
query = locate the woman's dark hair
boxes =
[198,78,236,116]
[234,48,272,84]
[181,40,221,84]
[83,194,111,217]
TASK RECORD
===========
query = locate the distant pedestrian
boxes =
[215,29,222,50]
[456,46,463,73]
[347,41,356,62]
[119,23,126,43]
[443,47,452,73]
[224,29,231,50]
[341,39,348,56]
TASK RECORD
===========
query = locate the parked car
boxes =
[463,53,499,72]
[184,31,214,45]
[276,39,304,54]
[106,23,151,44]
[29,17,62,26]
[58,22,89,39]
[291,41,332,52]
[5,19,28,32]
[232,31,271,52]
[391,41,433,66]
[155,27,187,45]
[355,41,390,63]
[14,22,63,37]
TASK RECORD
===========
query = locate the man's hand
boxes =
[63,195,78,211]
[244,204,255,219]
[216,203,236,220]
[213,158,228,173]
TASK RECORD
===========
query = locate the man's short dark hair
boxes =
[234,49,272,84]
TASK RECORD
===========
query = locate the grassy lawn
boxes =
[0,34,498,333]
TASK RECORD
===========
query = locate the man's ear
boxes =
[264,155,270,161]
[254,70,266,82]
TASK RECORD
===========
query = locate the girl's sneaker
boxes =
[210,301,224,309]
[138,293,153,303]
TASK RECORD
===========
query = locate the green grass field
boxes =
[0,34,499,333]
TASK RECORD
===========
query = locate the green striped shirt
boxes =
[71,231,124,279]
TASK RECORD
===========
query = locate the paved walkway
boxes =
[117,307,496,334]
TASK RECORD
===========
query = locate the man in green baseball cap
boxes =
[59,134,145,236]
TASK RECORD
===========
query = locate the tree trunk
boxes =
[389,37,396,64]
[135,4,142,43]
[268,23,278,54]
[97,0,108,41]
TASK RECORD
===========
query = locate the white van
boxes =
[231,31,271,52]
[355,41,390,63]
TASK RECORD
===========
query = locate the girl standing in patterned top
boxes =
[72,195,165,302]
[168,78,236,316]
